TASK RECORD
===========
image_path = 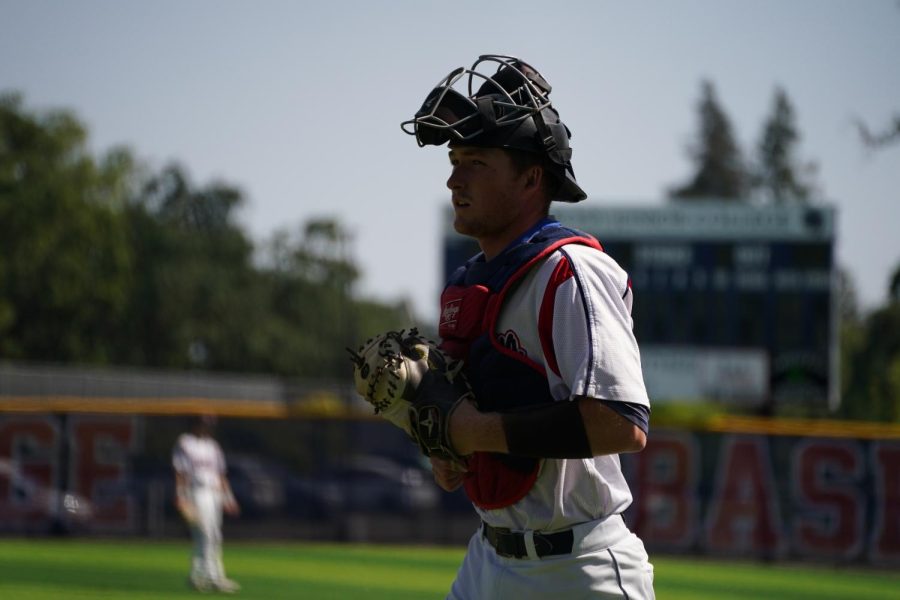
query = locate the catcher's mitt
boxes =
[348,329,474,464]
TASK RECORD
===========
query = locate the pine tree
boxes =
[753,87,815,203]
[669,80,746,200]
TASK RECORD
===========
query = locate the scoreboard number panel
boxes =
[443,202,837,412]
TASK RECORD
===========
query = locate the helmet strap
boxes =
[476,96,497,131]
[532,109,572,165]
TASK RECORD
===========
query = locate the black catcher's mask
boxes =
[401,54,587,202]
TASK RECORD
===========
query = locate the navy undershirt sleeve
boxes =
[599,400,650,434]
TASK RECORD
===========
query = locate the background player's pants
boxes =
[189,487,227,584]
[447,514,655,600]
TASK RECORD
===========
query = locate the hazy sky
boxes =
[2,0,898,321]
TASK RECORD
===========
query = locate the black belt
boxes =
[482,522,574,559]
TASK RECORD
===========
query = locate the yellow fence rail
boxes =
[3,394,900,439]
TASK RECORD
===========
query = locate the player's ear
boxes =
[524,165,542,191]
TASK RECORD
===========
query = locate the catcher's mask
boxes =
[401,54,587,203]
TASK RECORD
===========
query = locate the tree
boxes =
[0,92,412,378]
[120,164,263,371]
[752,87,817,203]
[0,93,135,362]
[263,219,373,378]
[890,263,900,303]
[124,179,407,378]
[840,301,900,422]
[669,80,747,200]
[838,262,900,422]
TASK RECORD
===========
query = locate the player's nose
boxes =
[446,166,465,191]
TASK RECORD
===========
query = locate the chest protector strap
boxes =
[438,225,602,509]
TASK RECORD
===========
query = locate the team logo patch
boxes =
[497,329,527,356]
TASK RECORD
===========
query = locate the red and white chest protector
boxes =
[440,227,650,530]
[439,230,603,510]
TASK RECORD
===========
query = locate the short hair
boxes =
[505,149,562,206]
[192,414,217,430]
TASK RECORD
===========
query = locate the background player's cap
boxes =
[401,54,587,203]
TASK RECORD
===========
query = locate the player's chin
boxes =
[452,215,479,237]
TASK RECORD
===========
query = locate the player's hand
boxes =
[223,492,240,516]
[176,497,198,525]
[349,329,474,465]
[430,455,468,492]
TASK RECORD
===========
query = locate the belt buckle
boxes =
[484,525,521,559]
[531,532,557,557]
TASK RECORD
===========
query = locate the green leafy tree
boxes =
[0,93,135,362]
[839,264,900,422]
[124,180,409,378]
[262,218,408,378]
[1,92,413,379]
[890,264,900,302]
[120,164,264,371]
[669,80,747,200]
[752,87,817,203]
[841,303,900,422]
[837,268,864,412]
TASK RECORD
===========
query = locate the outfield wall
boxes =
[622,429,899,566]
[0,411,897,566]
[0,362,897,565]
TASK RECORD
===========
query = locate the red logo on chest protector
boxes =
[440,299,462,331]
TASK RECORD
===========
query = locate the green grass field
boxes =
[0,538,897,599]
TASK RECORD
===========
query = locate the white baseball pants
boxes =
[447,515,655,599]
[189,486,226,584]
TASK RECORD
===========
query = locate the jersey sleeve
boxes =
[172,435,189,474]
[215,441,227,475]
[547,244,650,408]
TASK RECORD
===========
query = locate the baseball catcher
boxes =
[348,328,473,466]
[395,54,656,599]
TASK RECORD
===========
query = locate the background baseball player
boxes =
[172,414,241,593]
[399,55,656,599]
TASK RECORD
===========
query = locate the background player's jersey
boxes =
[479,243,650,532]
[172,433,226,491]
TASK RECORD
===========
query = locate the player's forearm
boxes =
[174,473,189,504]
[578,397,647,455]
[222,480,234,500]
[451,397,645,458]
[449,399,508,456]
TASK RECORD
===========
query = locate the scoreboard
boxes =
[442,202,838,412]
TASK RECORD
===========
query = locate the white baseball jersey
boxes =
[172,433,226,491]
[478,242,650,532]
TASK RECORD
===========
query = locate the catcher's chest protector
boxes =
[439,225,602,509]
